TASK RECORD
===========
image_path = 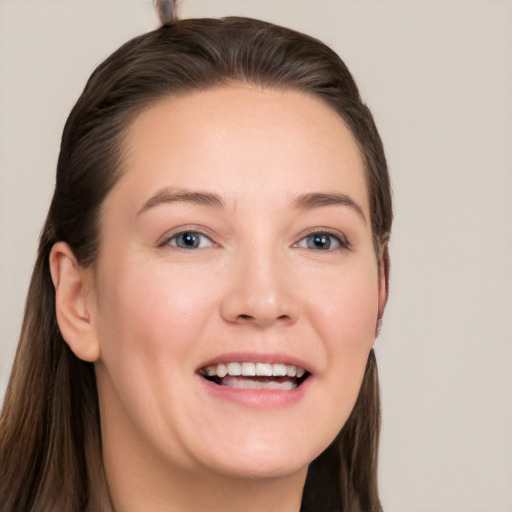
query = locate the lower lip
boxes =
[198,375,312,409]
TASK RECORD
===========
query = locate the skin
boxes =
[50,85,387,512]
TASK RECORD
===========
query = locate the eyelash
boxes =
[294,230,350,251]
[159,229,349,252]
[159,230,215,250]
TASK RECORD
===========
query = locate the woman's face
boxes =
[91,85,386,481]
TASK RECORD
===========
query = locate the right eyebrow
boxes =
[137,187,225,216]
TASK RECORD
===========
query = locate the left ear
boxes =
[376,244,390,335]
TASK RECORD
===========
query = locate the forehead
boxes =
[114,84,369,215]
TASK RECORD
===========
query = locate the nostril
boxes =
[235,313,292,325]
[237,313,290,322]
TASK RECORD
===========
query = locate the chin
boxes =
[208,456,309,481]
[195,433,326,481]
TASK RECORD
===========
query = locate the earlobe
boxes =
[49,242,100,362]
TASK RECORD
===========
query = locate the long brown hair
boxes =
[0,17,392,511]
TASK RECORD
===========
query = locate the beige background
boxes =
[1,1,511,511]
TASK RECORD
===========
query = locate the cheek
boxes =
[308,262,379,413]
[313,261,379,348]
[93,258,219,404]
[97,258,214,345]
[92,256,226,460]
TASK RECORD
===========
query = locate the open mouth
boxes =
[198,362,310,390]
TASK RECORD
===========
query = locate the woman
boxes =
[0,12,392,512]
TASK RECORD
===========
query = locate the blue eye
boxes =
[297,232,347,251]
[167,231,213,249]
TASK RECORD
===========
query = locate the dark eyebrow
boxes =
[293,192,366,223]
[137,187,225,215]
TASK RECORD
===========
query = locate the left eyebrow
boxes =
[293,192,366,223]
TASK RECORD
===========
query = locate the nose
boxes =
[219,246,300,328]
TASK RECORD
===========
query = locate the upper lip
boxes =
[196,351,314,374]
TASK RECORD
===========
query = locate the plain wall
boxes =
[1,1,511,511]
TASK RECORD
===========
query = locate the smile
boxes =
[199,362,309,390]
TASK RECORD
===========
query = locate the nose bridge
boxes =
[220,237,299,327]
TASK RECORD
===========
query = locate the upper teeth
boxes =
[203,362,305,379]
